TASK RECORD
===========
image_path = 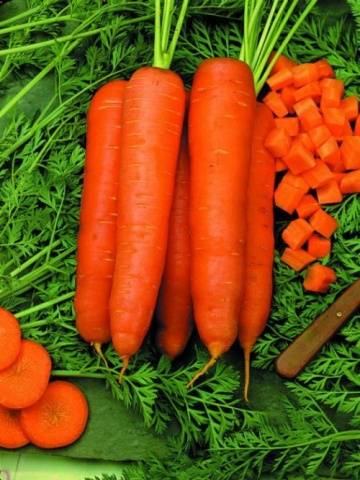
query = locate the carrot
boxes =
[308,124,331,148]
[281,247,315,271]
[301,160,334,189]
[317,136,340,165]
[280,86,297,112]
[283,139,316,174]
[294,81,321,103]
[309,208,338,238]
[75,80,126,352]
[274,118,299,137]
[238,103,275,401]
[315,59,334,79]
[323,107,346,137]
[320,78,344,109]
[317,179,343,204]
[341,96,358,121]
[0,340,51,409]
[274,173,309,214]
[110,2,187,375]
[0,405,29,449]
[275,159,287,172]
[307,234,331,258]
[282,218,313,250]
[298,105,323,131]
[269,53,296,74]
[355,115,360,136]
[340,136,360,170]
[0,308,21,370]
[292,63,319,87]
[264,127,291,157]
[303,264,336,293]
[296,194,320,218]
[297,132,316,153]
[156,127,192,359]
[263,91,288,117]
[267,68,293,90]
[340,170,360,194]
[20,381,88,449]
[188,58,256,384]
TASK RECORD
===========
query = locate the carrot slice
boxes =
[308,124,331,148]
[341,96,358,121]
[292,63,319,88]
[20,381,88,449]
[320,79,344,109]
[317,179,343,204]
[303,264,336,293]
[274,173,309,214]
[281,248,315,271]
[301,160,334,189]
[340,170,360,194]
[270,53,296,74]
[315,59,334,79]
[323,107,347,137]
[263,91,288,118]
[0,405,29,449]
[317,136,340,165]
[282,218,313,249]
[275,159,287,172]
[294,81,322,103]
[340,136,360,170]
[309,209,338,238]
[275,118,299,137]
[0,308,21,371]
[0,340,51,409]
[264,128,291,157]
[267,69,293,90]
[297,132,316,153]
[283,139,316,174]
[296,194,320,218]
[280,86,297,112]
[307,234,331,258]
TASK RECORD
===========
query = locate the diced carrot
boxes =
[275,118,300,137]
[335,120,353,141]
[297,132,316,153]
[333,172,346,184]
[267,69,293,90]
[315,59,334,79]
[294,81,322,103]
[341,96,358,121]
[309,209,338,238]
[296,194,320,218]
[280,86,297,112]
[283,139,316,174]
[275,159,287,172]
[301,160,334,188]
[270,53,296,74]
[281,248,315,271]
[317,136,340,165]
[265,128,292,157]
[355,115,360,136]
[274,173,309,214]
[293,98,318,117]
[303,264,336,293]
[282,218,313,250]
[331,156,346,173]
[283,171,310,191]
[308,124,331,148]
[263,91,288,118]
[307,234,331,258]
[323,107,346,137]
[316,179,343,204]
[299,106,323,131]
[340,136,360,170]
[292,63,319,88]
[340,169,360,194]
[320,79,344,109]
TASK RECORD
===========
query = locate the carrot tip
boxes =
[118,357,129,384]
[187,356,217,388]
[243,347,252,402]
[92,342,108,368]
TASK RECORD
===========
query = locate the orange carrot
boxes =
[297,132,316,153]
[317,179,343,204]
[283,139,316,174]
[263,91,288,117]
[303,264,336,293]
[281,247,315,271]
[296,194,320,218]
[308,124,331,148]
[323,107,346,137]
[340,136,360,170]
[320,79,344,109]
[316,136,340,165]
[275,118,299,137]
[264,128,291,157]
[340,170,360,193]
[280,86,297,112]
[301,160,334,189]
[270,53,296,74]
[292,63,319,87]
[267,69,293,90]
[315,59,334,79]
[0,340,51,409]
[75,80,126,350]
[341,96,358,120]
[294,81,321,103]
[355,115,360,136]
[274,173,309,214]
[238,103,275,401]
[275,159,288,172]
[282,218,313,250]
[156,128,192,359]
[20,381,88,449]
[0,308,21,370]
[307,234,331,258]
[0,405,29,449]
[309,209,338,238]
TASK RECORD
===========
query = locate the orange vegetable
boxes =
[317,136,340,165]
[0,406,29,449]
[301,160,334,189]
[20,381,89,449]
[294,97,318,117]
[320,79,344,109]
[270,53,296,74]
[274,118,300,137]
[331,156,346,173]
[296,194,320,218]
[303,264,336,293]
[264,128,291,157]
[282,218,313,249]
[297,132,316,153]
[308,124,331,148]
[355,115,360,136]
[292,63,319,88]
[0,308,21,371]
[267,69,293,90]
[317,179,343,204]
[307,234,331,258]
[281,248,315,271]
[299,105,323,131]
[323,107,347,137]
[309,209,338,238]
[274,173,309,214]
[280,86,297,112]
[275,159,287,172]
[315,59,334,79]
[340,136,360,170]
[333,172,346,184]
[294,81,322,103]
[263,91,288,118]
[283,139,316,174]
[341,96,358,121]
[0,340,51,409]
[340,170,360,194]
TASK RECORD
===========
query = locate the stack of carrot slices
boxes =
[0,308,88,449]
[264,55,360,293]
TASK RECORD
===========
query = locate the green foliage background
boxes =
[0,1,359,479]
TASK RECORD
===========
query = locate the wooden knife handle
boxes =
[275,278,360,379]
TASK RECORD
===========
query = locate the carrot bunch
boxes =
[265,54,360,293]
[0,308,88,450]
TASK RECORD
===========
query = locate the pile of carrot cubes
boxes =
[0,308,88,450]
[264,55,360,293]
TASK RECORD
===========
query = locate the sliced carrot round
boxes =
[0,405,30,448]
[0,308,21,370]
[0,340,51,409]
[20,381,89,449]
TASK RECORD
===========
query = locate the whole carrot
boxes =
[188,58,256,384]
[75,80,126,353]
[239,103,275,401]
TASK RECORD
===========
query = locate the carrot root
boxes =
[118,356,129,383]
[187,356,217,388]
[92,342,108,368]
[243,346,251,402]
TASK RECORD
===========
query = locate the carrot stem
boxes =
[187,356,217,388]
[16,292,74,321]
[243,347,251,402]
[92,342,109,368]
[118,357,130,384]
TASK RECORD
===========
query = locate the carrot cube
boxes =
[299,107,323,132]
[320,79,344,109]
[282,218,314,249]
[323,107,347,137]
[265,128,292,157]
[292,63,319,88]
[315,59,334,79]
[267,68,293,90]
[294,81,322,103]
[275,118,300,137]
[297,133,316,153]
[283,140,316,174]
[341,96,359,121]
[296,194,320,218]
[340,136,360,170]
[355,115,360,136]
[308,124,331,148]
[263,91,288,118]
[340,170,360,194]
[282,172,310,191]
[275,159,287,172]
[293,98,317,116]
[301,160,334,189]
[331,156,346,173]
[316,179,343,204]
[281,86,297,112]
[281,248,315,271]
[307,234,331,258]
[317,137,340,165]
[309,209,338,238]
[274,173,309,214]
[303,264,336,293]
[335,120,353,141]
[270,53,296,75]
[333,172,346,184]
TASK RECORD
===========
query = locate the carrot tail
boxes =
[187,356,217,388]
[92,342,108,368]
[118,356,129,384]
[243,346,252,402]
